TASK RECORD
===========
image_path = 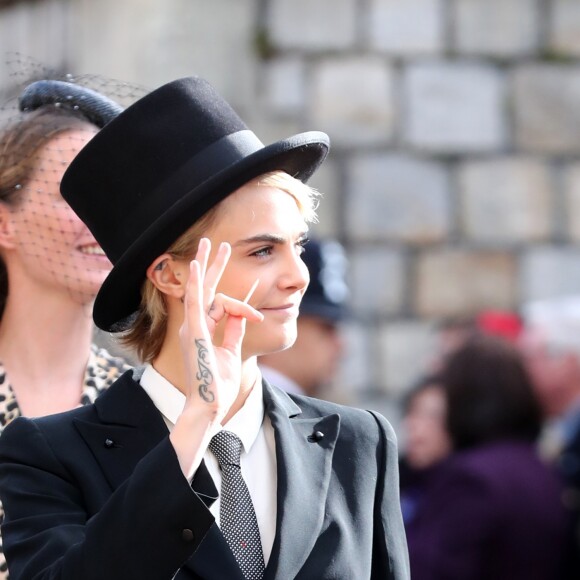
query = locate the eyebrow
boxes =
[233,231,309,247]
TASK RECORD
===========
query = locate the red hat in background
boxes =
[476,310,523,343]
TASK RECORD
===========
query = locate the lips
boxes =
[260,303,300,316]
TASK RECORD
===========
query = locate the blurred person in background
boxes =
[519,297,580,458]
[519,296,580,578]
[399,374,452,527]
[259,237,348,398]
[0,78,131,578]
[401,308,524,530]
[407,334,567,580]
[402,310,523,527]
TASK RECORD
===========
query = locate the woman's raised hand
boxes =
[171,238,262,478]
[179,237,262,418]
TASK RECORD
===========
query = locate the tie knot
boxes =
[209,430,243,468]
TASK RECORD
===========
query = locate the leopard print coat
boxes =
[0,345,130,579]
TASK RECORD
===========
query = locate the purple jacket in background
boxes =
[406,440,568,580]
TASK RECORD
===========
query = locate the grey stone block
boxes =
[346,153,451,242]
[459,158,553,243]
[70,0,259,102]
[349,247,406,316]
[261,57,305,115]
[550,0,580,57]
[454,0,540,57]
[309,158,342,239]
[521,246,580,301]
[310,58,395,147]
[0,0,67,93]
[404,62,506,152]
[366,0,445,55]
[267,0,357,50]
[378,320,437,396]
[513,65,580,154]
[415,249,517,317]
[333,322,375,401]
[563,163,580,242]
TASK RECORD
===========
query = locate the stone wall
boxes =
[3,0,580,419]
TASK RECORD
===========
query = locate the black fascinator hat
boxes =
[18,79,123,127]
[61,76,330,332]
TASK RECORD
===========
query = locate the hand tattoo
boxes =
[195,339,215,402]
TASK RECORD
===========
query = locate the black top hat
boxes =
[300,239,349,323]
[61,76,329,331]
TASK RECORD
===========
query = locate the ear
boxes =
[146,254,188,300]
[0,203,17,250]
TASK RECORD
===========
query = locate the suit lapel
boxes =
[73,371,169,490]
[262,381,340,580]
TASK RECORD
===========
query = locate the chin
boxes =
[246,330,298,358]
[247,319,297,354]
[278,329,298,351]
[65,292,98,309]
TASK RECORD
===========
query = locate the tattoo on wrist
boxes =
[195,338,215,402]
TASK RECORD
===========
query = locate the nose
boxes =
[279,248,309,292]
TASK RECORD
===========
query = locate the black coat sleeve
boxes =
[0,417,214,580]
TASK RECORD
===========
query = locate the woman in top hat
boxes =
[0,79,132,578]
[0,77,409,580]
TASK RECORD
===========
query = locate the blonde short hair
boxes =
[120,170,320,362]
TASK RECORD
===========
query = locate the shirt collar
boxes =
[259,364,305,396]
[224,371,265,454]
[139,363,264,454]
[140,364,186,424]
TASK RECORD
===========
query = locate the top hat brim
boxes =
[93,131,329,332]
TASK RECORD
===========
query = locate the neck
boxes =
[0,289,94,415]
[222,358,260,424]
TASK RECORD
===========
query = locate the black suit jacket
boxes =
[0,370,409,579]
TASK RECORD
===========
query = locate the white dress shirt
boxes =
[139,364,277,564]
